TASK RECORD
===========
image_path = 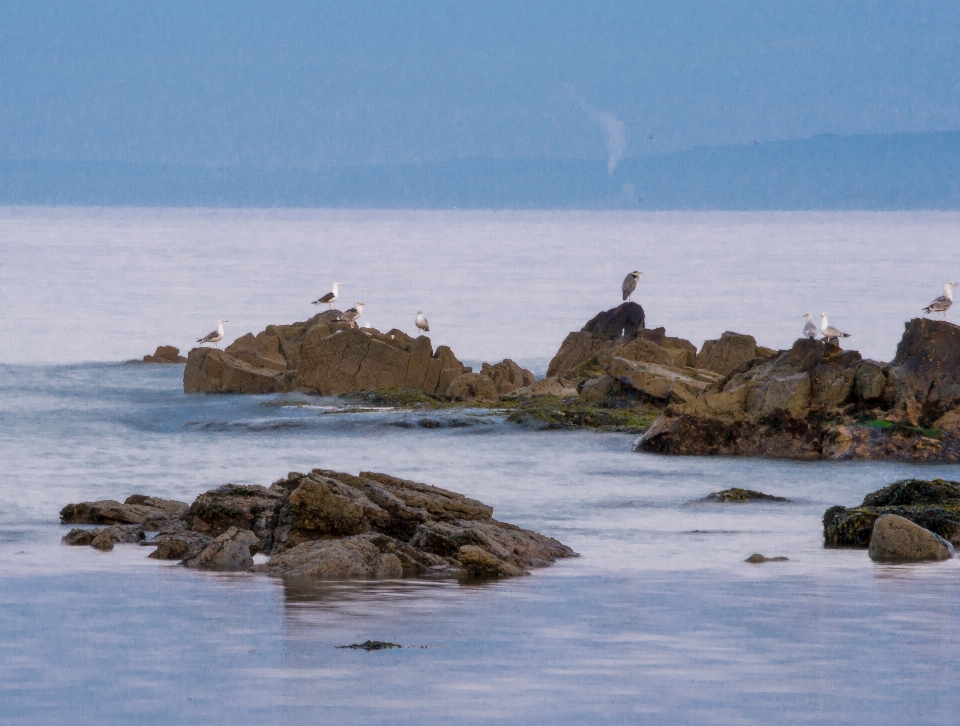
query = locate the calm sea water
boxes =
[3,209,960,724]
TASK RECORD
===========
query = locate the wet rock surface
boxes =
[635,319,960,461]
[702,488,789,503]
[61,469,577,581]
[823,479,960,548]
[867,514,954,562]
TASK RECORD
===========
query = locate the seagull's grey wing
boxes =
[198,330,216,342]
[924,295,952,312]
[338,308,358,321]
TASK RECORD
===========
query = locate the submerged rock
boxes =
[823,478,960,547]
[337,641,403,651]
[868,514,954,562]
[745,554,789,563]
[64,469,577,582]
[702,488,789,503]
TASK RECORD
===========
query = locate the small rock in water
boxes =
[745,553,789,563]
[703,488,789,503]
[337,640,402,651]
[90,529,115,551]
[868,514,954,562]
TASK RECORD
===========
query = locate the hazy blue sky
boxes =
[2,1,960,170]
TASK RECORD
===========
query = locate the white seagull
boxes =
[819,313,850,345]
[622,271,643,301]
[197,319,228,349]
[312,282,342,309]
[803,313,818,340]
[337,302,365,328]
[416,310,430,333]
[922,282,959,321]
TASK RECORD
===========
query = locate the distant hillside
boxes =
[2,132,959,209]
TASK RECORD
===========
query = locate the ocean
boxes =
[2,208,960,724]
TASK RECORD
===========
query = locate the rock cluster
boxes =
[635,319,960,461]
[823,478,960,548]
[61,469,577,581]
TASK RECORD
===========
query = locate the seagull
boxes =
[922,282,959,321]
[803,313,818,340]
[622,271,643,301]
[197,319,228,349]
[416,310,430,333]
[337,302,364,328]
[819,313,850,345]
[312,282,342,309]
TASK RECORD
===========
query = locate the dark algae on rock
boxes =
[702,488,789,503]
[823,478,960,547]
[61,468,578,582]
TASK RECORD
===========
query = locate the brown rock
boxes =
[607,357,712,404]
[182,527,260,571]
[886,318,960,422]
[183,484,283,550]
[546,302,645,378]
[510,377,579,398]
[147,531,213,560]
[696,332,767,376]
[868,514,954,562]
[90,529,115,551]
[60,497,187,527]
[141,345,187,364]
[480,359,536,394]
[456,544,526,579]
[745,554,789,563]
[252,535,408,579]
[578,375,617,403]
[62,528,99,546]
[446,372,499,401]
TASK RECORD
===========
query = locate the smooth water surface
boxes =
[3,208,960,364]
[3,363,960,725]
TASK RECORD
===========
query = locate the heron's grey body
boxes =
[923,282,959,320]
[198,319,228,349]
[312,282,342,309]
[803,313,818,340]
[819,313,850,344]
[337,302,365,328]
[416,311,429,333]
[622,271,642,301]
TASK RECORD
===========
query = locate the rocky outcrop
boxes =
[62,468,577,581]
[446,372,500,402]
[184,310,471,396]
[133,346,187,364]
[60,495,188,528]
[636,320,960,461]
[480,359,536,394]
[867,514,954,562]
[701,488,788,503]
[823,479,960,547]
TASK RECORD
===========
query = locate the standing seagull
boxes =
[819,313,851,345]
[622,271,643,301]
[923,282,959,321]
[312,282,342,309]
[337,302,364,328]
[416,310,430,333]
[802,313,818,340]
[197,319,228,349]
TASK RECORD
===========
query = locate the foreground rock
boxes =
[128,345,187,364]
[184,310,472,396]
[636,319,960,461]
[867,514,954,562]
[61,469,577,581]
[823,479,960,547]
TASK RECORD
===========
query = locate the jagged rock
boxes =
[868,514,954,562]
[184,311,470,396]
[64,468,576,582]
[510,377,579,398]
[823,479,960,547]
[182,527,260,571]
[183,484,284,551]
[147,531,213,560]
[886,318,960,422]
[60,496,187,527]
[696,332,771,376]
[137,345,187,364]
[480,359,536,394]
[446,372,499,402]
[546,302,646,378]
[702,488,789,502]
